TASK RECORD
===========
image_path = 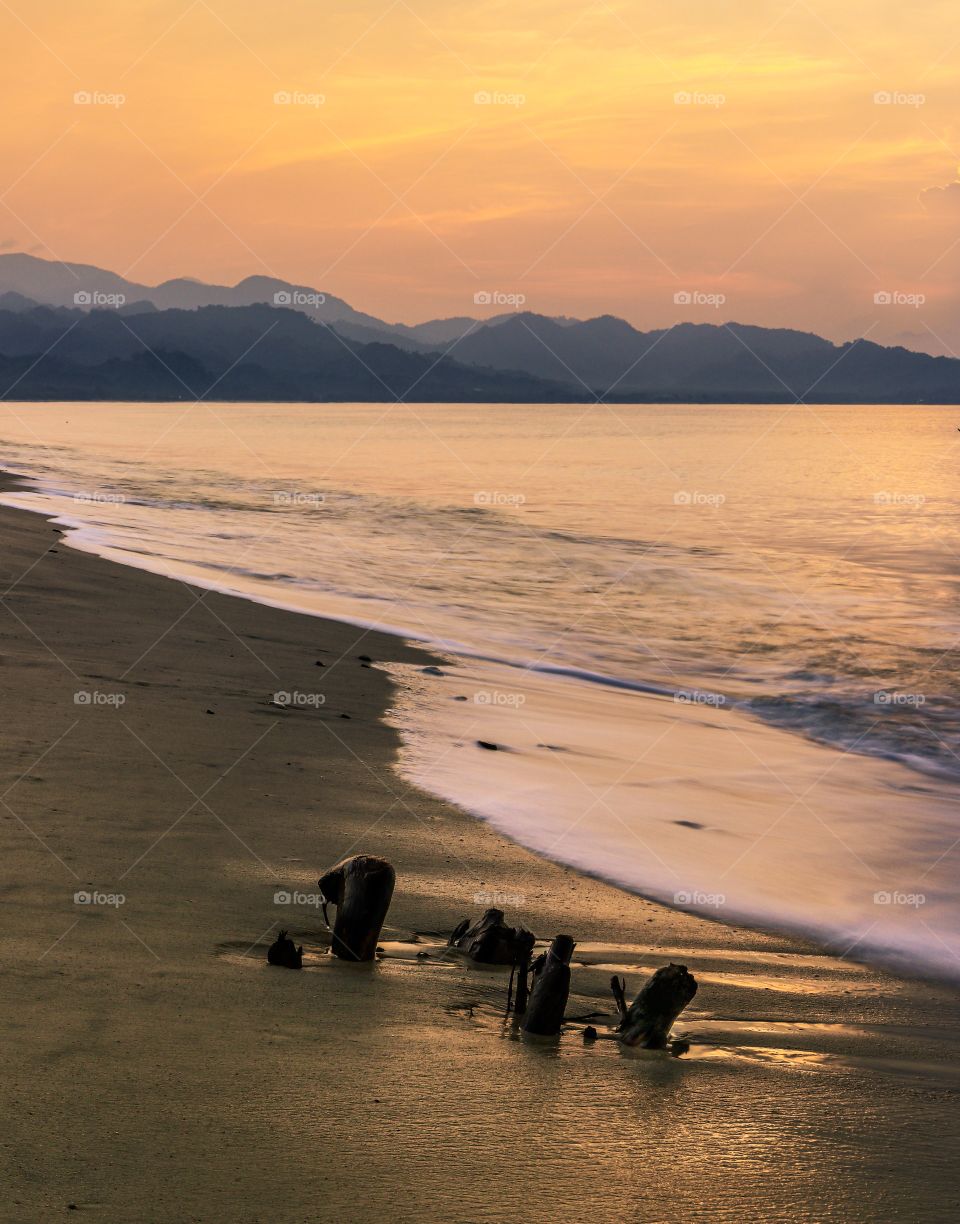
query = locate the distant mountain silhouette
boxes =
[2,253,960,402]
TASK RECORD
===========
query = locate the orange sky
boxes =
[2,0,960,352]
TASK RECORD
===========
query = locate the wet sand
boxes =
[0,484,958,1222]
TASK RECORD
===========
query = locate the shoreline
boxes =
[7,467,960,984]
[0,483,958,1219]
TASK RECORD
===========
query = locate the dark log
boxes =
[522,934,575,1037]
[619,963,698,1048]
[267,929,303,969]
[610,974,628,1018]
[447,907,535,966]
[318,854,396,962]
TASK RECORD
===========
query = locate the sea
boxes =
[1,401,958,977]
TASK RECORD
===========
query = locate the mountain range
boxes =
[1,253,959,403]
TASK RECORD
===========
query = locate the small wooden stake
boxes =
[267,930,303,970]
[318,854,396,962]
[610,974,628,1018]
[619,963,697,1048]
[522,934,575,1037]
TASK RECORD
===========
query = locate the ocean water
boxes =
[1,401,958,976]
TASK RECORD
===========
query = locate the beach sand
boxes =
[0,484,957,1222]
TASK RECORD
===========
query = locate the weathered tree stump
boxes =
[522,934,575,1037]
[318,854,396,962]
[448,907,535,966]
[619,963,697,1048]
[267,930,303,970]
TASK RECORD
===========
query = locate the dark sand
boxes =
[0,486,958,1222]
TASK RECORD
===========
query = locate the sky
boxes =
[3,0,960,352]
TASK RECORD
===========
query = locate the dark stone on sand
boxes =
[267,929,303,969]
[315,660,325,666]
[421,666,445,676]
[477,740,499,751]
[674,820,704,829]
[583,1025,598,1043]
[453,695,468,701]
[206,709,215,715]
[340,713,351,719]
[358,654,372,662]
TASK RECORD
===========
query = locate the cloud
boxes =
[920,180,960,215]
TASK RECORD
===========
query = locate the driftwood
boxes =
[610,974,628,1019]
[448,907,535,966]
[522,934,575,1037]
[318,854,396,962]
[267,930,303,969]
[618,963,697,1048]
